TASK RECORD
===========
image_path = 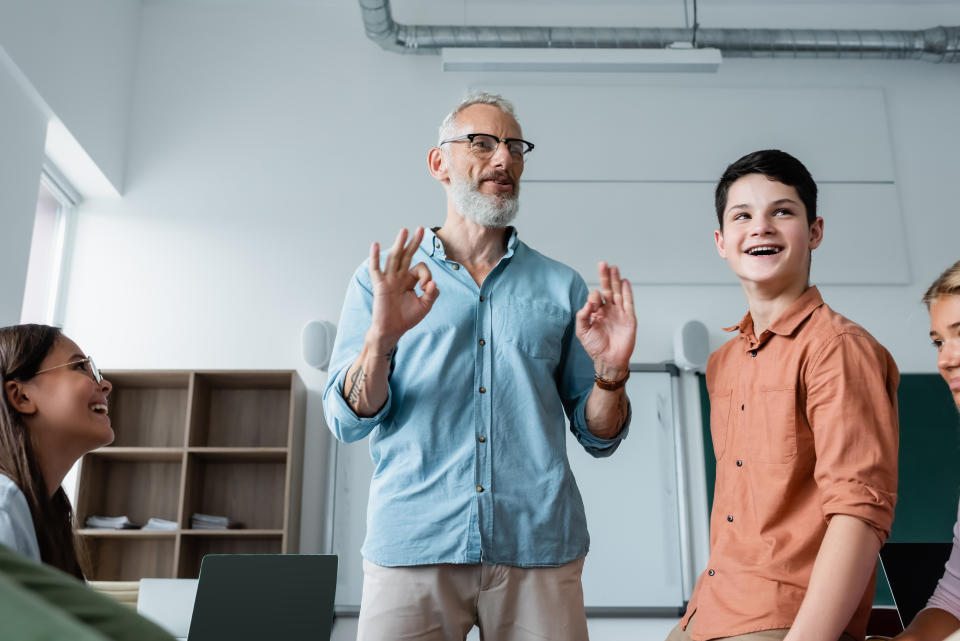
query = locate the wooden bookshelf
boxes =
[75,370,305,581]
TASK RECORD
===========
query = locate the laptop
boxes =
[879,542,953,630]
[186,554,338,641]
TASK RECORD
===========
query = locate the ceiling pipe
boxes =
[359,0,960,63]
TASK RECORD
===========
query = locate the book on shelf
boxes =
[190,513,242,530]
[142,517,178,531]
[85,516,138,530]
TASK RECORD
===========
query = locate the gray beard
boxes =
[450,175,519,228]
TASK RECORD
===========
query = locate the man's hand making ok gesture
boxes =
[343,227,439,417]
[366,227,440,353]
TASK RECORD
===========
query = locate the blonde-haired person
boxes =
[894,260,960,641]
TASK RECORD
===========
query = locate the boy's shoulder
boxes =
[706,294,890,378]
[801,300,887,356]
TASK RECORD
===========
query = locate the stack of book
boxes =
[190,513,240,530]
[85,515,138,529]
[142,517,178,531]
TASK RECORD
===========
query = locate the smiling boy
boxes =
[667,150,900,641]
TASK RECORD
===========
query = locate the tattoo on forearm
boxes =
[346,366,366,408]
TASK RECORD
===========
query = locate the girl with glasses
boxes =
[0,324,113,578]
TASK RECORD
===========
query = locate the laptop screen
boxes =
[188,554,338,641]
[879,542,953,629]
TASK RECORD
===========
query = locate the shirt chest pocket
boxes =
[756,386,799,464]
[495,300,567,364]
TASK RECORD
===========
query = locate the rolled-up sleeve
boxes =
[557,277,630,458]
[806,332,899,543]
[322,262,392,443]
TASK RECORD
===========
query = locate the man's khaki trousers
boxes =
[357,557,589,641]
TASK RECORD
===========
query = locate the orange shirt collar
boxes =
[722,286,825,347]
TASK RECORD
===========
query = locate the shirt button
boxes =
[479,295,485,302]
[708,569,716,576]
[479,386,486,394]
[453,264,460,270]
[727,515,734,523]
[478,435,486,443]
[736,459,743,467]
[741,404,745,411]
[479,339,485,346]
[477,485,484,493]
[750,349,758,357]
[435,240,440,248]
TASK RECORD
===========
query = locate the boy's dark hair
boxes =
[715,149,818,229]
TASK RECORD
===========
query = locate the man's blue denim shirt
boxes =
[322,227,630,567]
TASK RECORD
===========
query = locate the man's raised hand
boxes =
[575,262,637,381]
[367,227,439,352]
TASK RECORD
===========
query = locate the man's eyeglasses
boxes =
[439,133,535,159]
[35,357,103,384]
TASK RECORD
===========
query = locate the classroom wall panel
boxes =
[520,181,909,285]
[498,86,896,183]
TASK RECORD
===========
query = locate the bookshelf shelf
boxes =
[180,529,283,537]
[75,370,305,581]
[187,447,288,462]
[77,529,178,539]
[87,447,184,462]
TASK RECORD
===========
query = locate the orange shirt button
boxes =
[736,459,743,467]
[727,515,734,522]
[750,350,758,357]
[708,569,716,576]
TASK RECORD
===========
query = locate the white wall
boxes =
[0,0,141,191]
[0,54,47,325]
[63,1,960,369]
[10,0,955,637]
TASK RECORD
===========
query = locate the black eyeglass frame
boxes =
[438,133,535,158]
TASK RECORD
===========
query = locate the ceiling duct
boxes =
[359,0,960,63]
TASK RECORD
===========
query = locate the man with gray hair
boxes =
[323,92,636,640]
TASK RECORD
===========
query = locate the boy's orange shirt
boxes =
[681,286,899,641]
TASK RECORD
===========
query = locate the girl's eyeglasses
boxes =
[35,357,102,384]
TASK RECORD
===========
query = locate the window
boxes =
[20,163,78,325]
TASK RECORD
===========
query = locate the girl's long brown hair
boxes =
[0,324,85,578]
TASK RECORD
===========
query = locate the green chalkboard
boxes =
[698,373,960,607]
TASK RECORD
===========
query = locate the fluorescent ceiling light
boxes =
[441,47,722,73]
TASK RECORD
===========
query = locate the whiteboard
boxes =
[572,367,686,612]
[330,365,690,613]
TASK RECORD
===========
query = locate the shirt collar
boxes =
[423,227,444,258]
[423,226,519,260]
[723,286,825,348]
